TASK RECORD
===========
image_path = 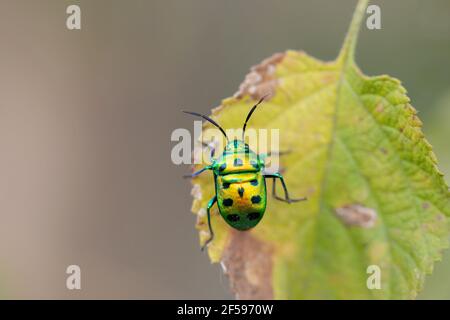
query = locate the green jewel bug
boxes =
[184,96,307,250]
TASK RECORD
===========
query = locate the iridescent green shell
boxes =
[212,139,266,230]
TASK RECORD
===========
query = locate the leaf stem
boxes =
[338,0,369,65]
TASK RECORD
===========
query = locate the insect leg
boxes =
[183,166,211,179]
[264,149,292,157]
[264,173,307,203]
[202,195,217,251]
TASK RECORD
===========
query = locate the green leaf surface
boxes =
[189,0,450,299]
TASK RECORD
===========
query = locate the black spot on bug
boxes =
[234,140,239,148]
[251,195,261,204]
[250,179,258,186]
[222,182,230,189]
[250,161,259,169]
[223,198,233,207]
[238,187,245,198]
[227,214,240,222]
[219,163,227,172]
[247,212,260,220]
[234,158,243,167]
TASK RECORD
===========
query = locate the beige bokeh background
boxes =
[0,0,449,299]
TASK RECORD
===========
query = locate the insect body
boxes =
[184,97,307,250]
[214,139,266,231]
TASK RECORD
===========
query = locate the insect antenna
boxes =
[242,95,268,140]
[183,111,229,141]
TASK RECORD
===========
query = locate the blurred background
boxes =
[0,0,448,299]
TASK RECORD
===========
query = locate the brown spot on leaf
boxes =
[335,204,377,228]
[221,230,273,299]
[234,52,286,100]
[321,73,335,84]
[375,103,384,113]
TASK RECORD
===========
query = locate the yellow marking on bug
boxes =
[222,173,258,183]
[217,174,266,214]
[220,153,260,174]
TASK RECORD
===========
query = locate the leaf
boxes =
[189,0,450,299]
